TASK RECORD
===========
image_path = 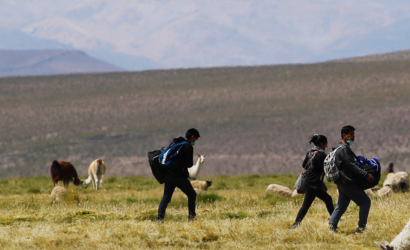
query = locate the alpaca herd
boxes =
[50,158,107,202]
[50,154,213,199]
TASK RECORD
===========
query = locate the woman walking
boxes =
[290,134,334,229]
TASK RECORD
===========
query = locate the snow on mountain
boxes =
[1,0,410,70]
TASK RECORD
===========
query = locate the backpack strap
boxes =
[302,150,319,176]
[303,150,319,169]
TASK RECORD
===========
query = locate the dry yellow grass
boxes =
[0,175,409,249]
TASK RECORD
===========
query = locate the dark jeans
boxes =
[157,175,197,218]
[294,185,334,223]
[329,183,371,228]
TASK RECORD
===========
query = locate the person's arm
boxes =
[311,152,326,172]
[302,152,309,169]
[182,143,194,169]
[340,147,369,178]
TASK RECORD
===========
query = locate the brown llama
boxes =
[50,160,82,187]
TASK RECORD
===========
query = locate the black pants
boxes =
[294,185,334,224]
[157,175,197,218]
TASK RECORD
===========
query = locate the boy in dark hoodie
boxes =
[157,128,200,221]
[329,125,374,234]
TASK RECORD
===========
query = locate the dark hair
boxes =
[185,128,200,139]
[309,134,328,146]
[341,125,355,138]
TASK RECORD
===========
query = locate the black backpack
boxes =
[353,156,381,190]
[148,149,165,184]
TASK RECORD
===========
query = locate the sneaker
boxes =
[329,224,337,233]
[156,216,164,223]
[188,215,197,221]
[355,227,365,234]
[290,223,300,229]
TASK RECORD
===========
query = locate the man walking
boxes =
[329,125,374,233]
[157,128,200,221]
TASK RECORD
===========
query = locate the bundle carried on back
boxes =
[148,149,165,184]
[148,138,189,184]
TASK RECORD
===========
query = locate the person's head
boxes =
[341,125,355,144]
[185,128,200,144]
[309,134,328,150]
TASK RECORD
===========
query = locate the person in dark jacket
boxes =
[157,128,200,221]
[329,125,374,234]
[290,134,334,229]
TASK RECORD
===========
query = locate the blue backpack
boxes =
[354,156,381,189]
[158,140,189,170]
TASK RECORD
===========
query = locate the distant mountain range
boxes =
[1,1,410,71]
[0,49,124,77]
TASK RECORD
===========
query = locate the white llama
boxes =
[83,159,106,190]
[376,217,410,250]
[188,154,205,180]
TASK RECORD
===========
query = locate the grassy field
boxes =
[1,52,410,178]
[0,173,408,249]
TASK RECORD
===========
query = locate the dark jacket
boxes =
[303,150,327,189]
[333,142,369,185]
[165,137,194,179]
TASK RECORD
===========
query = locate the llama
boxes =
[376,217,410,250]
[51,186,66,202]
[191,180,213,194]
[188,154,205,180]
[83,159,106,190]
[266,184,292,197]
[50,160,82,187]
[394,172,409,192]
[378,186,393,197]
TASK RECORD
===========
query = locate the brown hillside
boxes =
[1,54,410,178]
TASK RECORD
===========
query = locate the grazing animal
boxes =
[50,160,82,187]
[378,186,393,197]
[51,186,66,202]
[188,154,205,180]
[266,184,292,197]
[383,172,409,192]
[83,159,107,190]
[376,217,410,250]
[394,172,409,192]
[191,180,213,194]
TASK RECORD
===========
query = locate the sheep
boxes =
[51,186,66,202]
[50,160,82,187]
[83,159,106,190]
[376,217,410,250]
[191,180,213,194]
[266,184,292,197]
[378,186,393,197]
[188,154,205,180]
